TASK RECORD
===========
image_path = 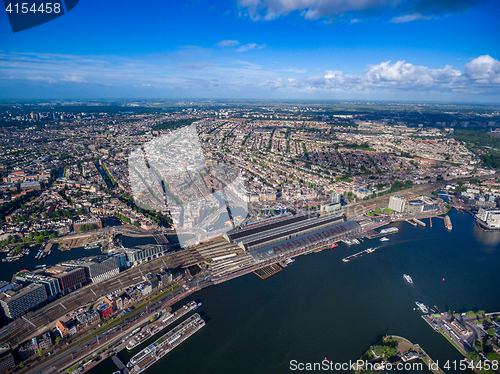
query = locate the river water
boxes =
[90,209,500,373]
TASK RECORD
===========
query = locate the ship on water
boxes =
[330,243,338,249]
[415,302,428,314]
[444,215,452,230]
[284,258,295,265]
[403,274,413,284]
[379,227,398,234]
[127,314,205,374]
[379,237,390,242]
[126,301,201,350]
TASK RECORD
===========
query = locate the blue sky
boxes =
[1,0,499,102]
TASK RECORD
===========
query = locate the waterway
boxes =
[0,245,102,282]
[90,209,500,373]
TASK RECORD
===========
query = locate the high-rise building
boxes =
[331,192,342,204]
[0,284,47,320]
[388,195,406,213]
[15,272,61,297]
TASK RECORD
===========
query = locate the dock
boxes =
[342,248,375,263]
[253,263,282,279]
[405,219,417,227]
[111,355,129,374]
[412,218,426,227]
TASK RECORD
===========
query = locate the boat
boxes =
[35,264,46,269]
[366,247,375,253]
[444,215,452,230]
[127,314,205,373]
[284,258,295,265]
[380,227,398,234]
[415,302,428,314]
[379,237,390,242]
[403,274,413,284]
[330,243,338,249]
[126,301,200,350]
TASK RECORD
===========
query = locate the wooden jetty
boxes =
[254,264,282,280]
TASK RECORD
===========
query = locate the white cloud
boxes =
[217,40,240,47]
[390,13,432,23]
[238,0,396,20]
[0,51,498,100]
[238,0,485,22]
[464,55,500,84]
[236,43,265,52]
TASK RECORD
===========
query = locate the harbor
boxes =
[86,209,500,374]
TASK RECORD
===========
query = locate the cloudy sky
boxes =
[1,0,499,102]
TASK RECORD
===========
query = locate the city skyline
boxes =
[1,0,499,102]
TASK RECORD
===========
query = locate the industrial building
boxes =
[224,213,360,264]
[0,284,47,320]
[248,220,360,263]
[44,266,86,293]
[225,213,345,251]
[124,244,168,266]
[61,255,119,283]
[15,272,62,298]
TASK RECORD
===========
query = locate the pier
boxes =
[412,218,426,227]
[405,219,417,227]
[253,263,282,279]
[342,248,375,262]
[111,355,129,374]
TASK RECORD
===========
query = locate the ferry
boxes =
[284,258,295,265]
[415,302,429,314]
[403,274,413,284]
[444,215,452,230]
[379,237,390,242]
[380,227,398,234]
[126,301,201,350]
[127,314,205,373]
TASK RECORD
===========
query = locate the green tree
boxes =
[19,362,24,368]
[487,328,497,336]
[55,336,61,345]
[37,348,43,356]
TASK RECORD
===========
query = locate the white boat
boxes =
[379,237,390,242]
[284,258,295,265]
